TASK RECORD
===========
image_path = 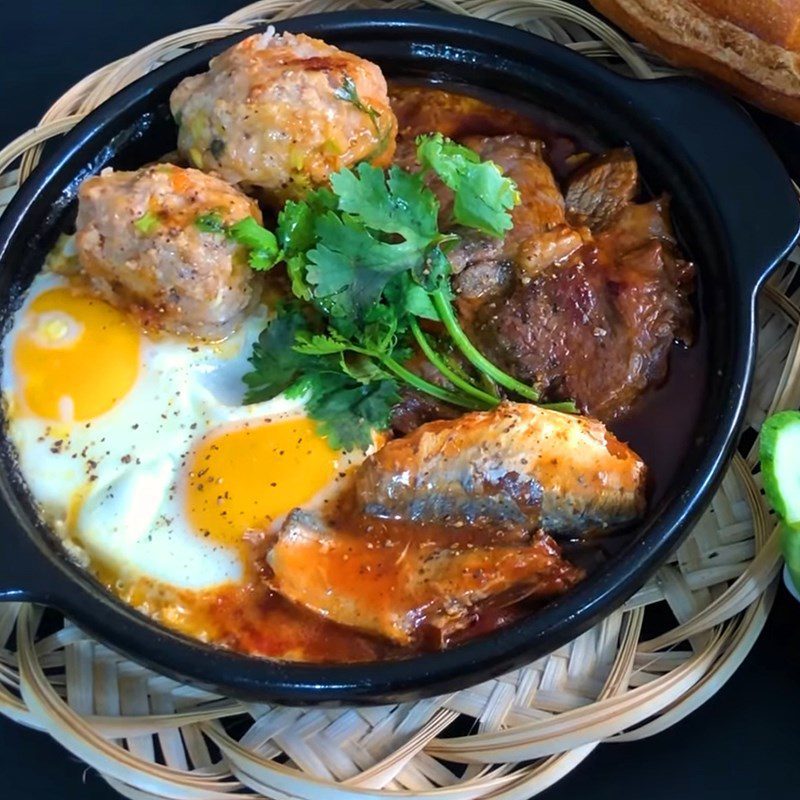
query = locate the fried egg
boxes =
[1,271,365,594]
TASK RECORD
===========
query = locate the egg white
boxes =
[2,271,361,591]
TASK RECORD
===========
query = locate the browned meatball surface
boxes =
[170,31,397,204]
[75,164,261,338]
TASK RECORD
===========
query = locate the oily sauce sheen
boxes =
[133,84,707,662]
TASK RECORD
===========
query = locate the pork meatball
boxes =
[170,31,397,203]
[75,164,261,338]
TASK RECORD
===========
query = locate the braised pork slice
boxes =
[394,134,588,303]
[474,199,695,421]
[565,148,639,230]
[267,510,583,646]
[451,136,588,283]
[355,402,646,533]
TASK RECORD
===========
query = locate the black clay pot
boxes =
[0,11,797,704]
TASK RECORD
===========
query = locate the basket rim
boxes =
[0,4,793,706]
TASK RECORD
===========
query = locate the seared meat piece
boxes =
[390,86,542,141]
[514,225,587,276]
[474,199,694,420]
[170,32,396,203]
[75,164,261,338]
[390,391,461,437]
[463,135,567,239]
[456,136,588,279]
[597,197,679,260]
[267,509,583,646]
[434,135,589,303]
[565,148,639,230]
[355,402,646,533]
[452,259,514,302]
[396,135,586,291]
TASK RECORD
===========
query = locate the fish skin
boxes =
[266,509,583,646]
[354,402,647,534]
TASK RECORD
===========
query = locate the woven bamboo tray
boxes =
[0,1,797,798]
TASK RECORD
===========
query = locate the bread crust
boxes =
[591,0,800,121]
[694,0,800,50]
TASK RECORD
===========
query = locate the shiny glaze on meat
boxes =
[390,85,544,141]
[474,199,694,421]
[565,148,639,230]
[355,402,646,533]
[392,87,696,423]
[267,509,583,646]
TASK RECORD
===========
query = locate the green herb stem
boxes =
[476,369,501,399]
[540,400,580,414]
[381,356,483,410]
[410,319,498,408]
[431,289,540,402]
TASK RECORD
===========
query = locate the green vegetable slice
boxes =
[761,410,800,529]
[194,211,226,234]
[762,409,800,594]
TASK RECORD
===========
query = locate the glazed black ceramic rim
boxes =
[0,10,792,703]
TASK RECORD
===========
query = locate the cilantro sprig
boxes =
[243,133,548,449]
[417,133,520,237]
[243,302,400,450]
[334,75,381,134]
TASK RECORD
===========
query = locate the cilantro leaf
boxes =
[278,191,340,300]
[306,212,418,320]
[416,133,520,237]
[228,216,276,250]
[240,136,558,439]
[285,254,313,301]
[278,201,316,254]
[277,189,337,255]
[412,245,453,298]
[303,372,399,450]
[385,273,438,321]
[193,213,280,271]
[331,164,437,246]
[304,166,441,325]
[337,353,392,384]
[242,304,316,403]
[359,302,399,355]
[228,216,280,271]
[292,331,351,356]
[243,304,399,449]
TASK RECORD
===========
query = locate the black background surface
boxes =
[1,2,799,798]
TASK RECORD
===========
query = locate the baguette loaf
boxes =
[591,0,800,121]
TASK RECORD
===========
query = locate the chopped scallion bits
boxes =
[194,211,226,234]
[133,211,159,234]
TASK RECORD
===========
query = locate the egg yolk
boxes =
[13,287,140,421]
[185,417,339,546]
